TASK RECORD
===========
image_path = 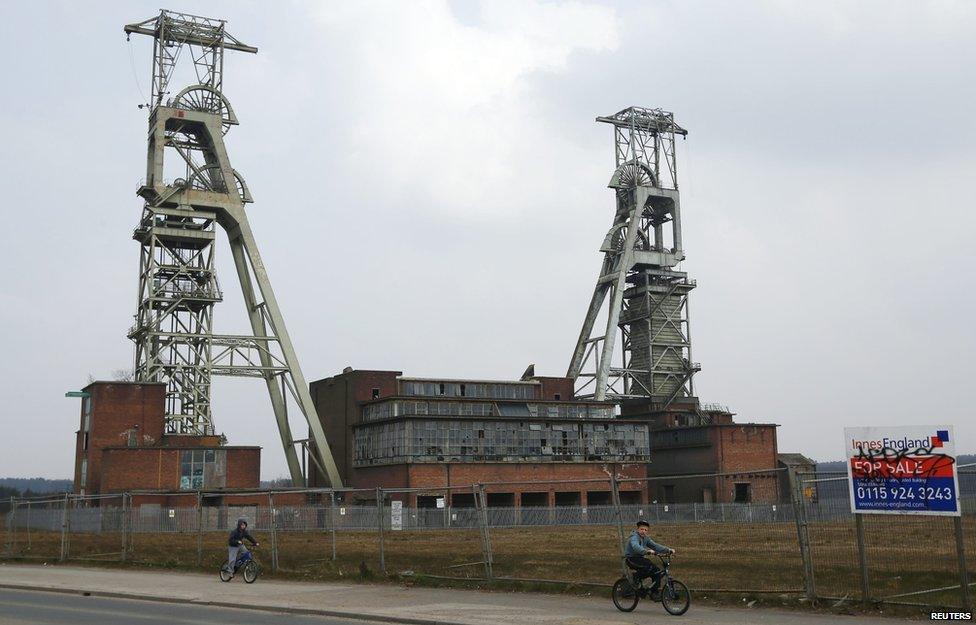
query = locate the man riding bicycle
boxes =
[625,520,675,599]
[224,516,259,575]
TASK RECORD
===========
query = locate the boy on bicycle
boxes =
[625,520,675,599]
[224,516,259,575]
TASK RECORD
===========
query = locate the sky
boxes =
[0,1,973,480]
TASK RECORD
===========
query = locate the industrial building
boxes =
[308,368,649,506]
[72,381,261,496]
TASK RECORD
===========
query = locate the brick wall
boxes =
[352,462,645,506]
[74,382,166,494]
[225,448,261,489]
[101,448,179,492]
[98,447,260,494]
[531,376,575,401]
[309,369,400,487]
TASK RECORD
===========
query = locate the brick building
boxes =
[622,400,781,503]
[72,381,261,497]
[308,369,650,506]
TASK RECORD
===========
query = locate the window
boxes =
[82,397,92,432]
[460,384,466,397]
[80,458,88,488]
[179,449,226,490]
[371,388,380,399]
[554,393,561,400]
[82,432,89,451]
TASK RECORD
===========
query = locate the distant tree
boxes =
[112,368,135,382]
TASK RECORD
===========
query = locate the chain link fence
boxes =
[2,466,973,612]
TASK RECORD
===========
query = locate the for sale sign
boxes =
[844,426,959,516]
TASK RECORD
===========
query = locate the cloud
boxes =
[307,0,619,219]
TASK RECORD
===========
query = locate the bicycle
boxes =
[612,553,690,616]
[219,545,261,583]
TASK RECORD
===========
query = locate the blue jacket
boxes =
[625,530,671,557]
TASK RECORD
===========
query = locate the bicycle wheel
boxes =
[612,577,640,612]
[661,579,690,616]
[243,561,260,584]
[219,567,233,582]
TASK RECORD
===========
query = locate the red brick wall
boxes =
[98,447,260,494]
[101,448,179,492]
[531,377,574,400]
[714,424,780,503]
[75,382,166,494]
[309,370,400,487]
[352,462,646,506]
[225,448,261,489]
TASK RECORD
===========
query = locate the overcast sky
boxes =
[1,1,973,480]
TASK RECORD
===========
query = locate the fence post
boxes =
[789,472,816,600]
[609,474,628,577]
[954,516,972,611]
[375,488,386,574]
[59,493,70,562]
[329,491,337,562]
[196,491,203,566]
[120,493,128,562]
[854,513,871,606]
[269,492,278,572]
[473,484,493,580]
[26,499,32,551]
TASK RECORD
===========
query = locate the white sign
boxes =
[168,509,175,518]
[391,500,403,530]
[844,425,959,516]
[435,497,445,509]
[339,507,346,516]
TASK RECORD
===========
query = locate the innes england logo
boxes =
[851,430,949,452]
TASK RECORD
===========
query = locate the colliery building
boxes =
[308,369,650,506]
[72,381,261,498]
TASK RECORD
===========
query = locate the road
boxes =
[0,588,384,625]
[0,564,911,624]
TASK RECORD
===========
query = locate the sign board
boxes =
[845,425,959,516]
[391,500,403,530]
[435,497,445,509]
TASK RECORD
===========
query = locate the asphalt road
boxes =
[0,588,389,625]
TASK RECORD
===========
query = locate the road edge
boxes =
[0,582,464,625]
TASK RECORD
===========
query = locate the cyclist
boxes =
[625,520,675,599]
[224,516,259,575]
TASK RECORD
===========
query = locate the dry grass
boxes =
[2,517,972,609]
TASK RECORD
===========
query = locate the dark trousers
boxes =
[626,556,662,589]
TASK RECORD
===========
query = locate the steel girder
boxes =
[568,107,699,407]
[125,11,342,488]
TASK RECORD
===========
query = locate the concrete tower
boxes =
[124,10,342,486]
[568,107,699,413]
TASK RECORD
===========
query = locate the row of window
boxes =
[179,449,226,490]
[362,400,615,423]
[400,381,537,400]
[353,420,650,466]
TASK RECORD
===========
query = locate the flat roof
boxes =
[398,376,540,385]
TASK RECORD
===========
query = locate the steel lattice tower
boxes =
[124,10,342,487]
[568,107,699,409]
